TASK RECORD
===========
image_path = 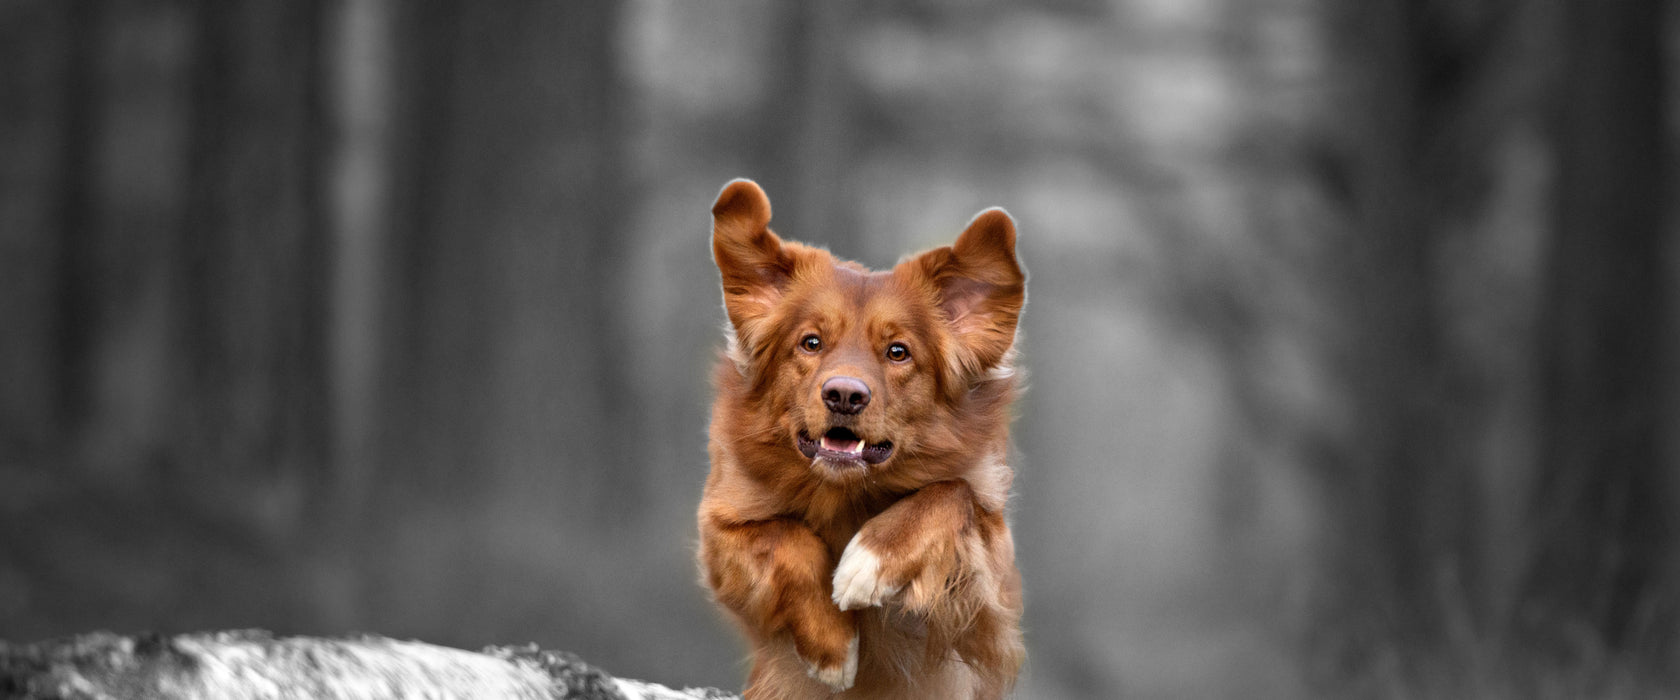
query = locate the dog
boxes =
[697,179,1026,699]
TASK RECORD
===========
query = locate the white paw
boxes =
[832,533,901,611]
[804,633,858,692]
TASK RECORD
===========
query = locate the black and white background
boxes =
[2,1,1676,697]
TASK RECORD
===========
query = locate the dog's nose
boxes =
[822,376,871,415]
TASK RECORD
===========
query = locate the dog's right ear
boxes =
[712,179,792,334]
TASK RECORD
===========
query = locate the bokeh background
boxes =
[3,1,1677,697]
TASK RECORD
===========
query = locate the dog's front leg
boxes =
[831,479,1000,614]
[831,479,1023,694]
[700,516,858,693]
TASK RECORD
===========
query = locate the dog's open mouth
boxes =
[798,427,893,466]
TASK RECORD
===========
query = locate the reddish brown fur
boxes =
[698,180,1026,699]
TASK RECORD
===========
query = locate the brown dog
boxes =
[697,179,1026,699]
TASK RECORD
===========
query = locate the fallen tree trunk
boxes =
[0,630,738,700]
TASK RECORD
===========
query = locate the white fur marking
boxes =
[832,533,901,611]
[723,325,751,376]
[805,633,859,692]
[970,456,1012,511]
[986,345,1019,382]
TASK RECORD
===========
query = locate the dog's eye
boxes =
[886,342,910,362]
[800,335,823,353]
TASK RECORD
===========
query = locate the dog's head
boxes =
[711,179,1024,487]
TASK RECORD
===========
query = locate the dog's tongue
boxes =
[821,434,863,455]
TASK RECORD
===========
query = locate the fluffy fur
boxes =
[697,179,1026,699]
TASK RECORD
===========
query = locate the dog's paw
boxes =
[832,533,902,611]
[803,633,858,692]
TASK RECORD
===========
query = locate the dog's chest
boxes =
[801,490,898,558]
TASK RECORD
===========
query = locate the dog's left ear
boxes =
[905,208,1026,379]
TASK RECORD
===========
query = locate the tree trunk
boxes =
[359,0,633,636]
[375,0,630,505]
[750,3,862,259]
[1311,0,1488,661]
[0,0,83,464]
[176,0,331,509]
[1524,0,1674,654]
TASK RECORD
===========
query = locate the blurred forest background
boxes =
[2,0,1677,697]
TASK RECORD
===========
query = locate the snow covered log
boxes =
[0,630,739,700]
